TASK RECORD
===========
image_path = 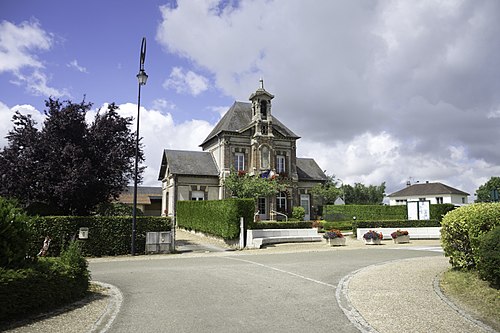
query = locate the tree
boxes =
[343,182,386,205]
[223,171,287,200]
[0,99,143,215]
[310,175,342,204]
[475,177,500,202]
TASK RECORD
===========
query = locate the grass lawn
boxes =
[440,269,500,331]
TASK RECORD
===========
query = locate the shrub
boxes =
[441,203,500,270]
[476,226,500,288]
[248,221,313,229]
[292,206,305,221]
[319,221,353,231]
[351,219,440,235]
[0,197,33,268]
[177,199,254,239]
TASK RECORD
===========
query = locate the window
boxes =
[276,155,286,174]
[419,198,426,201]
[276,192,287,212]
[191,190,204,201]
[261,146,270,169]
[436,197,443,204]
[260,100,267,118]
[258,197,266,214]
[234,153,245,171]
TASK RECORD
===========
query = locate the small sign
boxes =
[79,227,89,239]
[407,201,431,220]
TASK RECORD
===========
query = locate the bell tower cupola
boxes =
[249,78,274,137]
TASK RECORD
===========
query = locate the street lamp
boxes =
[132,37,148,256]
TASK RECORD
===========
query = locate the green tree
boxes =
[0,99,143,215]
[343,182,386,205]
[310,175,342,204]
[475,177,500,202]
[224,171,287,200]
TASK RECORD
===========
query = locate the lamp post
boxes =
[132,37,148,256]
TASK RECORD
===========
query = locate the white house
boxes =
[387,182,469,206]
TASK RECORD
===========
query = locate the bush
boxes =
[351,219,440,235]
[248,221,313,229]
[177,199,254,240]
[476,226,500,288]
[319,221,353,231]
[441,203,500,270]
[291,206,305,221]
[28,216,171,257]
[0,242,90,322]
[0,197,33,268]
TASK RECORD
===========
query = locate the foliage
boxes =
[292,206,305,221]
[223,171,288,200]
[177,199,254,239]
[343,182,386,205]
[317,221,353,231]
[310,175,342,204]
[323,204,454,222]
[28,216,171,257]
[0,99,143,216]
[363,230,383,240]
[95,202,143,216]
[441,203,500,270]
[351,219,440,235]
[248,221,313,229]
[0,197,32,268]
[323,229,344,239]
[475,176,500,202]
[391,229,409,239]
[0,247,90,323]
[476,226,500,288]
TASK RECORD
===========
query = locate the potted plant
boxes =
[363,230,383,245]
[323,229,346,246]
[391,229,410,244]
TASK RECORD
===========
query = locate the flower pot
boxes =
[364,238,382,245]
[329,237,346,246]
[393,235,410,244]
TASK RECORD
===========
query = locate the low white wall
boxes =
[246,228,320,248]
[356,227,441,240]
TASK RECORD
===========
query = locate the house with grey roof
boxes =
[118,186,162,216]
[387,181,469,206]
[158,80,327,220]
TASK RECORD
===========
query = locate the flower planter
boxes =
[364,238,382,245]
[328,237,346,246]
[393,235,410,244]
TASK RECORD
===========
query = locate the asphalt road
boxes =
[90,248,442,333]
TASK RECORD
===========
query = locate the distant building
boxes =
[158,80,327,220]
[117,186,162,216]
[387,182,469,206]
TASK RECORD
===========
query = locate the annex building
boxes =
[158,80,327,221]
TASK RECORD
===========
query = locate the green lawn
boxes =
[440,269,500,331]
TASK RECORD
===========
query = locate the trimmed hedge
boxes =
[477,226,500,288]
[28,216,171,257]
[441,203,500,270]
[0,197,32,268]
[248,221,313,229]
[319,221,353,231]
[0,242,90,323]
[352,219,441,235]
[323,204,455,222]
[177,199,255,240]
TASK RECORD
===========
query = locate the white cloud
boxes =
[0,101,46,147]
[67,59,88,73]
[163,66,209,96]
[152,98,176,111]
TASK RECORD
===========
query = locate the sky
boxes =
[1,0,500,202]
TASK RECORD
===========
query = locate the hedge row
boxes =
[177,199,255,240]
[28,216,171,257]
[248,221,313,229]
[351,219,441,235]
[323,204,455,222]
[0,242,90,323]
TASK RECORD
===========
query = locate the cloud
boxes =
[156,0,500,199]
[67,59,88,73]
[0,101,46,147]
[0,19,68,98]
[163,66,209,96]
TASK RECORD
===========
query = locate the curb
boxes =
[88,282,123,333]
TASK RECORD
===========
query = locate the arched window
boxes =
[261,145,270,169]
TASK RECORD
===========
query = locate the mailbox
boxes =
[79,227,89,239]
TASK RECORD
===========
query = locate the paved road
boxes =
[90,248,443,333]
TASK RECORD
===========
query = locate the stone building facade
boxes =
[158,80,327,220]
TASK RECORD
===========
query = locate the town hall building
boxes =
[158,80,327,221]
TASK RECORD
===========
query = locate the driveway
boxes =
[90,246,443,333]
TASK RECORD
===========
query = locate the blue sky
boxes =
[1,0,500,200]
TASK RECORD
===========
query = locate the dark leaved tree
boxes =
[0,98,143,215]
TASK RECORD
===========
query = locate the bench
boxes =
[356,227,441,241]
[246,228,322,249]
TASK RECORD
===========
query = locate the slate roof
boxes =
[118,186,162,205]
[158,149,219,180]
[387,182,469,197]
[200,101,300,146]
[296,158,328,181]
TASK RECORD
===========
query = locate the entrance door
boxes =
[258,197,267,220]
[300,194,310,221]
